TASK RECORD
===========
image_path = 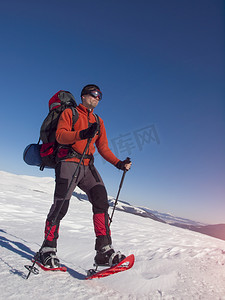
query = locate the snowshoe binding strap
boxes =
[109,251,126,267]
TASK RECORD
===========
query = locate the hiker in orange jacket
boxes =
[56,95,120,167]
[40,84,132,268]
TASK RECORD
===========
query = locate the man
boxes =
[40,84,132,268]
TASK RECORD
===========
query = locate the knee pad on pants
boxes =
[89,185,109,214]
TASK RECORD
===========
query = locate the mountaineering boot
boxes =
[94,245,126,267]
[39,247,60,268]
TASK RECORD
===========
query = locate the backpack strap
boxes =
[93,113,100,135]
[70,106,79,131]
[70,109,100,135]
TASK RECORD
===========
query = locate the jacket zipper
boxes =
[86,110,91,156]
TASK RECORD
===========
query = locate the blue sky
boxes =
[0,0,224,224]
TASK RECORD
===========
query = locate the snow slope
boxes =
[1,170,225,300]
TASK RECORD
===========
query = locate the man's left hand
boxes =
[116,158,132,171]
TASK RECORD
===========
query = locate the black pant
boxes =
[44,161,111,250]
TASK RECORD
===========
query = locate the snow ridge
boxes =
[1,171,225,299]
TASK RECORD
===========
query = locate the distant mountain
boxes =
[171,223,225,241]
[107,197,166,223]
[73,191,225,242]
[135,206,206,226]
[107,196,205,226]
[107,197,225,242]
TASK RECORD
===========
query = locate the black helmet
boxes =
[81,84,101,97]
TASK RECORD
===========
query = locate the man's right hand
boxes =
[79,123,99,140]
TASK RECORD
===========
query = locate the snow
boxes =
[1,170,225,299]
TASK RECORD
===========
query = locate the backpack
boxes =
[39,90,78,170]
[23,90,100,171]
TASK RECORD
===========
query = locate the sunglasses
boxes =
[85,89,102,100]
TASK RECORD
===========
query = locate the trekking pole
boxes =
[25,138,92,279]
[109,157,130,226]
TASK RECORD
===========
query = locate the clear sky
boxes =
[0,0,224,224]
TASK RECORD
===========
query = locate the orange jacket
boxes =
[56,104,120,166]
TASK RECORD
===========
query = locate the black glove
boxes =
[116,157,131,170]
[79,123,99,140]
